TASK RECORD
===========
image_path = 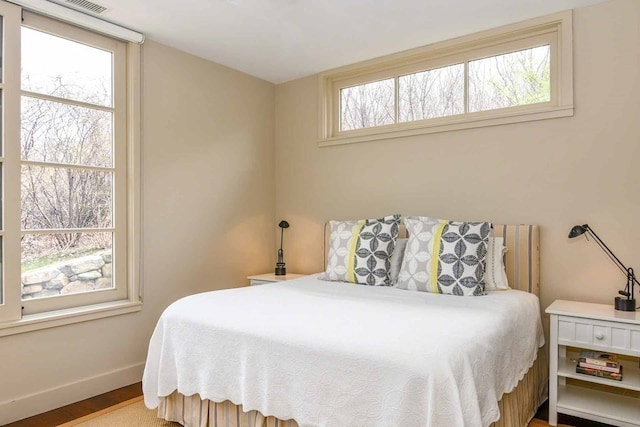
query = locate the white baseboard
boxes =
[0,362,145,425]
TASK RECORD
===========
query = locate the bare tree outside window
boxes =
[20,27,115,294]
[337,46,549,134]
[399,63,464,122]
[340,78,395,131]
[469,45,550,113]
[21,95,112,167]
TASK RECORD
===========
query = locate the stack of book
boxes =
[576,350,623,381]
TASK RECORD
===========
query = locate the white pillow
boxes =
[389,238,408,284]
[484,237,509,291]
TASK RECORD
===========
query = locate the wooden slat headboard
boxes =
[492,224,540,296]
[323,222,540,296]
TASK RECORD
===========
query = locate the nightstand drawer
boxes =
[558,315,640,355]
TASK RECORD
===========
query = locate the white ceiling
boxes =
[60,0,605,84]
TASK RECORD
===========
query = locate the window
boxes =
[318,11,573,146]
[340,78,395,131]
[398,63,465,123]
[468,46,550,113]
[0,5,141,332]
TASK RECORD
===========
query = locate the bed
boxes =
[143,224,546,427]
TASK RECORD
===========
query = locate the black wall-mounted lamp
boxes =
[568,224,638,312]
[275,220,290,276]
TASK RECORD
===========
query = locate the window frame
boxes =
[318,11,573,147]
[0,5,141,335]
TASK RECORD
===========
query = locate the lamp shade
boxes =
[279,220,290,229]
[568,224,588,239]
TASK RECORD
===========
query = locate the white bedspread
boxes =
[143,274,544,427]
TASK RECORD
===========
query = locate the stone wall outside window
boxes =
[21,250,112,299]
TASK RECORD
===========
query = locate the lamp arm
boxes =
[572,224,638,310]
[629,268,640,286]
[279,228,284,251]
[585,226,629,276]
[627,268,640,299]
[621,267,639,302]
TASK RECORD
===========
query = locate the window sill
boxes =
[318,104,574,148]
[0,299,142,337]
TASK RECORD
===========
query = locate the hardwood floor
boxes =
[3,382,614,427]
[3,382,142,427]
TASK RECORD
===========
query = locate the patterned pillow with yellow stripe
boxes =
[396,216,491,296]
[320,215,401,286]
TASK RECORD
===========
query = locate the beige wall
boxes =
[275,0,640,314]
[0,40,275,423]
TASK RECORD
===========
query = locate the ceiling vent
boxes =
[61,0,107,14]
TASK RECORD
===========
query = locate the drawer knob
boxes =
[595,332,605,340]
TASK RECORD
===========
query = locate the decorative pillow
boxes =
[484,237,510,291]
[389,238,408,284]
[321,215,401,286]
[396,216,491,296]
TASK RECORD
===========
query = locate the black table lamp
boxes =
[568,224,638,312]
[275,220,289,276]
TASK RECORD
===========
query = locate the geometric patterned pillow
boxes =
[320,214,401,286]
[396,216,491,296]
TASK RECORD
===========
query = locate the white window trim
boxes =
[0,300,142,337]
[317,10,573,147]
[0,5,142,335]
[20,12,129,314]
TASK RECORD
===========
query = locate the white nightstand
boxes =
[247,273,306,286]
[546,300,640,427]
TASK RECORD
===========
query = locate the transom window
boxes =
[319,11,573,146]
